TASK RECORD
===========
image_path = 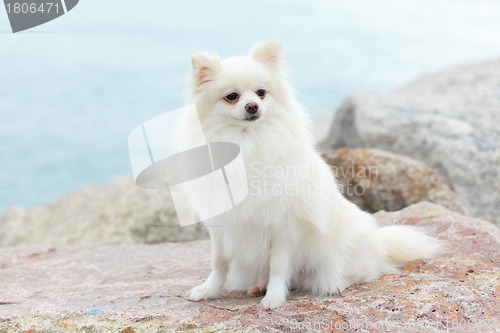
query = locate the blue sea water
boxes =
[1,0,500,213]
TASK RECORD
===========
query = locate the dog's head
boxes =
[188,40,286,125]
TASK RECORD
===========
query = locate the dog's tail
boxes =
[376,225,440,264]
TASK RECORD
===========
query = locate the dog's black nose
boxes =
[245,102,259,114]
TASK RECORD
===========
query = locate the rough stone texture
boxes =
[322,148,466,214]
[322,59,500,225]
[1,202,498,332]
[0,178,208,247]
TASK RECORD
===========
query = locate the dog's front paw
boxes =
[260,292,285,310]
[327,279,350,296]
[186,284,222,301]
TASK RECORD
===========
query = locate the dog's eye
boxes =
[256,89,266,98]
[224,92,239,102]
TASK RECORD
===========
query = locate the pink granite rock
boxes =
[0,202,498,332]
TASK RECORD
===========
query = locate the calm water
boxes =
[1,0,500,213]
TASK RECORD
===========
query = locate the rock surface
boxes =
[322,149,466,214]
[0,178,208,247]
[323,59,500,225]
[1,202,499,332]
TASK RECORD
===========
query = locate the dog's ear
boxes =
[250,39,282,70]
[191,52,220,87]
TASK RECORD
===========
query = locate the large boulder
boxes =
[322,148,465,214]
[323,59,500,225]
[0,178,208,246]
[0,202,498,332]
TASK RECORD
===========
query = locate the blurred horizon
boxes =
[1,0,500,213]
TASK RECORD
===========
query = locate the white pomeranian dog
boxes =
[181,40,439,309]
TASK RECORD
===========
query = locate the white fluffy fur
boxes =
[182,40,440,309]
